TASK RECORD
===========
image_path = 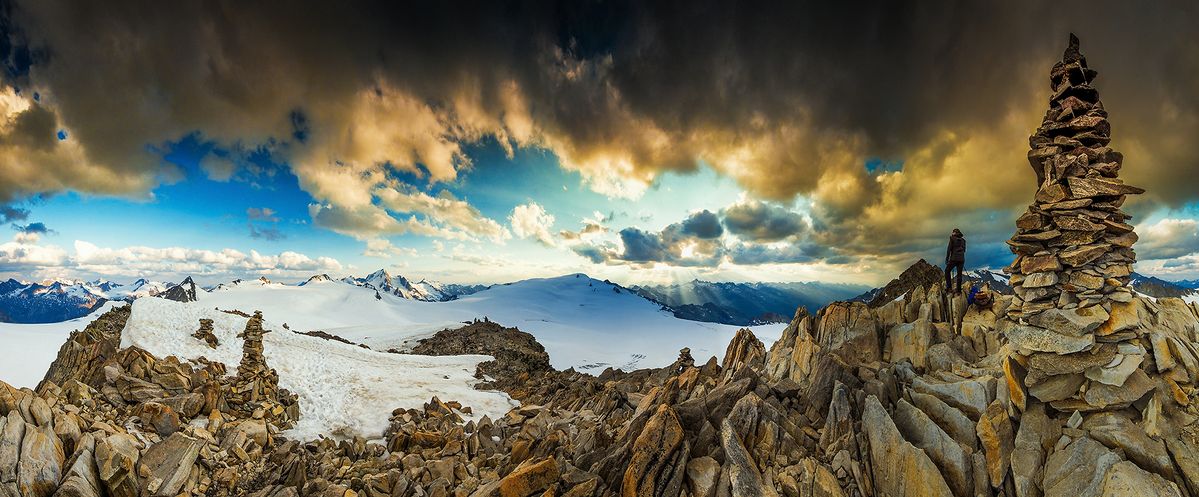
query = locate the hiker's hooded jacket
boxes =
[946,231,966,263]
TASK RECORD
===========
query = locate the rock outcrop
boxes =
[410,319,552,395]
[159,277,198,303]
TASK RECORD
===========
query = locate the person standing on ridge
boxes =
[945,228,966,293]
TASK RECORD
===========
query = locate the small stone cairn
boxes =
[191,318,218,348]
[1004,34,1152,412]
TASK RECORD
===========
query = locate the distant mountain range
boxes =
[0,270,490,324]
[633,280,870,326]
[4,265,1195,325]
[1129,272,1199,299]
[0,277,172,323]
[850,260,1019,307]
[336,269,488,302]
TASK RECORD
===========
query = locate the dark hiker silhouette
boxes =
[945,228,966,293]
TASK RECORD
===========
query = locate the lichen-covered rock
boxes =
[622,405,686,497]
[500,457,559,497]
[17,423,63,497]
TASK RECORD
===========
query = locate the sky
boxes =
[2,1,1199,287]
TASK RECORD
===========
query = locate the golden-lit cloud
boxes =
[2,0,1198,273]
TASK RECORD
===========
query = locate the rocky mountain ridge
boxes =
[1130,273,1199,299]
[634,280,869,326]
[339,269,489,302]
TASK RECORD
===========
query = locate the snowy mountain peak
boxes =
[160,276,201,302]
[340,269,485,302]
[300,274,334,286]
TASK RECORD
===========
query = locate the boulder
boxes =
[1011,403,1057,497]
[1029,307,1110,336]
[1081,369,1154,410]
[501,457,559,497]
[1029,373,1086,403]
[911,376,990,419]
[975,401,1014,489]
[137,432,200,497]
[1003,322,1094,355]
[1083,353,1142,387]
[893,399,973,497]
[1043,436,1121,497]
[1099,461,1181,496]
[1021,255,1063,274]
[55,436,101,497]
[815,302,880,366]
[0,411,24,487]
[1165,437,1199,496]
[720,416,778,497]
[908,392,978,451]
[94,433,139,497]
[1027,346,1116,376]
[622,405,687,497]
[17,423,63,497]
[1082,413,1173,479]
[1096,300,1140,336]
[684,456,719,497]
[887,320,933,369]
[862,396,953,497]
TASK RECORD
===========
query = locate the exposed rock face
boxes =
[410,319,552,393]
[159,277,198,303]
[38,305,131,391]
[866,258,944,308]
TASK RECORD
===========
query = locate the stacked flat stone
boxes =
[1003,35,1152,413]
[227,310,296,424]
[1007,33,1144,318]
[192,318,218,348]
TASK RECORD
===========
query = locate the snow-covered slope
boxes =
[0,301,125,388]
[121,298,516,440]
[198,273,786,371]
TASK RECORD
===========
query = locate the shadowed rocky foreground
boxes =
[2,34,1199,497]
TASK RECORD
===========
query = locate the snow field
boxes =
[121,297,516,440]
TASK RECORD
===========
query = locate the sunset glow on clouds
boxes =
[2,1,1199,285]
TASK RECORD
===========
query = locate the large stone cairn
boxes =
[226,310,294,422]
[1004,34,1151,413]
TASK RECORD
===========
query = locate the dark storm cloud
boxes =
[617,228,667,263]
[721,200,806,242]
[2,1,1198,267]
[571,244,608,264]
[727,242,815,265]
[679,210,723,239]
